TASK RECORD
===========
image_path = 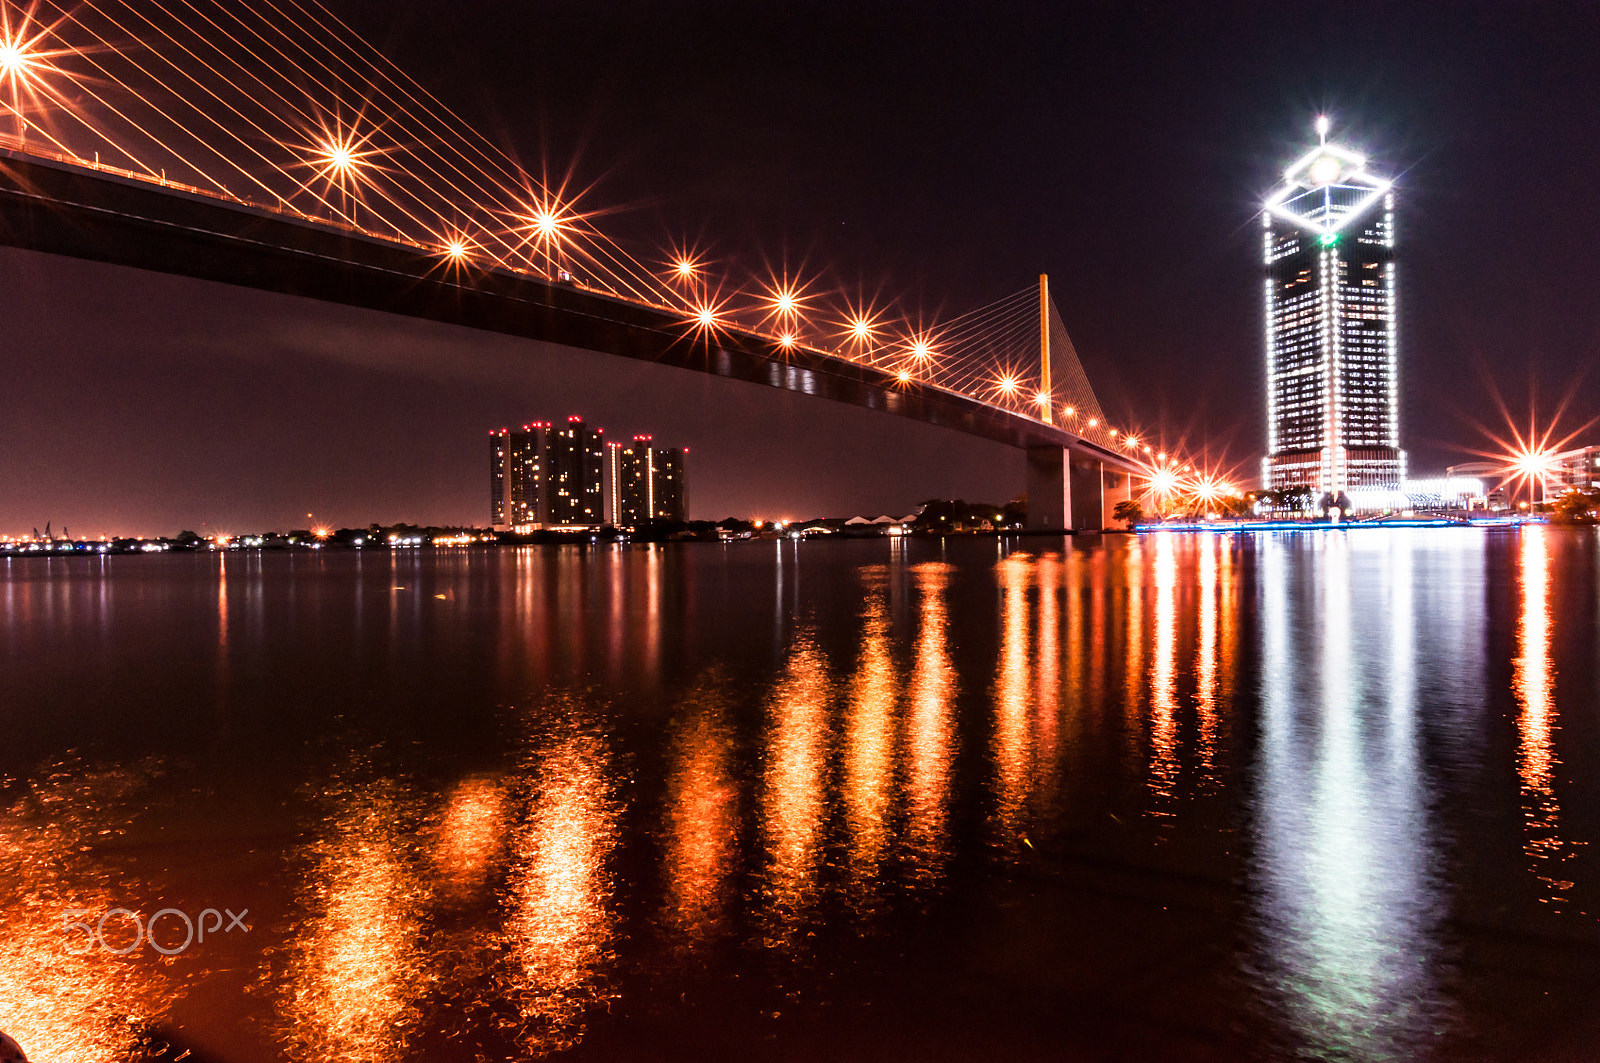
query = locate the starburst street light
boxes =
[838,298,884,363]
[292,118,386,227]
[906,332,937,365]
[1505,445,1562,505]
[1142,463,1182,512]
[683,289,732,344]
[507,190,590,278]
[1461,392,1597,508]
[309,127,379,185]
[759,272,814,338]
[0,3,77,143]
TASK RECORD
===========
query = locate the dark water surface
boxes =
[3,529,1599,1062]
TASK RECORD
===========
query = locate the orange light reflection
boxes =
[905,562,956,886]
[993,552,1033,844]
[281,779,430,1063]
[759,634,833,946]
[844,572,898,903]
[662,676,738,949]
[1512,526,1573,904]
[500,722,620,1054]
[434,776,509,900]
[0,764,170,1063]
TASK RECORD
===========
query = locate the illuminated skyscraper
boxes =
[1262,117,1403,506]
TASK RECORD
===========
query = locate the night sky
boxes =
[3,0,1599,536]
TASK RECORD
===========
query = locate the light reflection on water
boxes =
[903,561,956,887]
[843,570,898,904]
[1250,532,1451,1060]
[281,775,431,1063]
[1148,533,1180,813]
[1513,525,1575,905]
[1,531,1597,1061]
[499,716,619,1055]
[0,764,172,1063]
[993,551,1033,844]
[758,633,833,948]
[662,674,738,950]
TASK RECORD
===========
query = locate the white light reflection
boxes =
[1194,534,1220,784]
[1033,552,1062,811]
[1249,532,1448,1059]
[1148,532,1179,813]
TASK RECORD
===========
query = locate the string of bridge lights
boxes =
[0,0,1233,492]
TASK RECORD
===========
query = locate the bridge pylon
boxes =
[1027,445,1131,533]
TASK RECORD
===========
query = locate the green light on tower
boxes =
[1319,233,1339,247]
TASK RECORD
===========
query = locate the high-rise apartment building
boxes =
[608,435,688,525]
[489,417,604,529]
[1262,118,1403,506]
[549,417,605,525]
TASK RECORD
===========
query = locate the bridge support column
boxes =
[1101,468,1133,529]
[1028,447,1123,532]
[1068,453,1104,532]
[1026,446,1071,531]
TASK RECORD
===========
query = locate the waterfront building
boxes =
[490,417,605,530]
[1262,118,1403,509]
[613,435,688,525]
[1400,477,1484,510]
[1553,446,1600,491]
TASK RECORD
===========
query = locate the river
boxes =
[1,527,1597,1061]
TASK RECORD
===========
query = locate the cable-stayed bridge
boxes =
[0,0,1147,529]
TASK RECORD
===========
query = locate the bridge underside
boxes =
[0,152,1138,521]
[1025,445,1134,532]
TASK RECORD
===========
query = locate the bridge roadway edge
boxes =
[0,156,1142,453]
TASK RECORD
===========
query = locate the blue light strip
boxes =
[1135,517,1542,533]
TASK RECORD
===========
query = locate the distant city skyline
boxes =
[2,3,1598,534]
[492,418,688,530]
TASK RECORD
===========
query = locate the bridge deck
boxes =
[0,151,1134,467]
